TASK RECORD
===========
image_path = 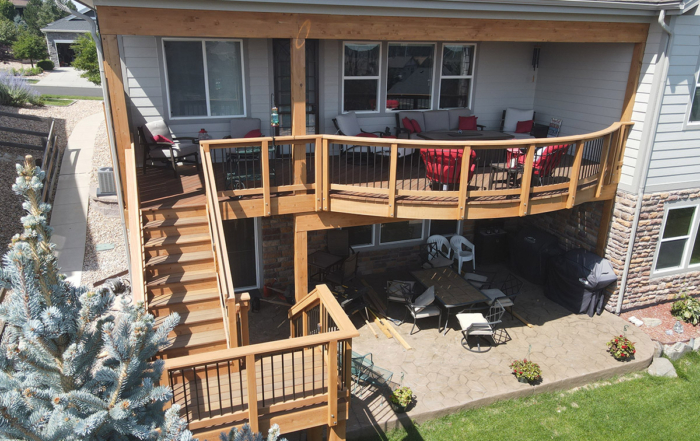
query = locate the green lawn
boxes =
[40,95,103,106]
[358,352,700,441]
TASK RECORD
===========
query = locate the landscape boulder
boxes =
[664,342,692,361]
[647,357,677,378]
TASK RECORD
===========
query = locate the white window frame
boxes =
[652,201,700,276]
[385,41,437,112]
[162,38,247,120]
[437,43,477,110]
[342,41,382,114]
[686,61,700,129]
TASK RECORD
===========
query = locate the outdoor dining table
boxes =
[411,267,491,335]
[308,250,343,282]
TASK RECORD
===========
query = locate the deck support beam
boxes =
[294,215,308,302]
[596,198,615,258]
[101,34,130,212]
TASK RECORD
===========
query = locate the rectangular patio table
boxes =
[417,130,515,141]
[411,267,490,335]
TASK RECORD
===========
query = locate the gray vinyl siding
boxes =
[533,43,632,138]
[645,11,700,192]
[471,42,538,130]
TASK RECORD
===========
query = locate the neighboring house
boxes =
[40,9,96,67]
[9,0,27,17]
[75,0,700,438]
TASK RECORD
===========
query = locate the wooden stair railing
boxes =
[161,285,358,440]
[124,148,147,306]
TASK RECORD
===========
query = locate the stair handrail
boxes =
[200,143,237,347]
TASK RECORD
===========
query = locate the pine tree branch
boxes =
[0,407,44,441]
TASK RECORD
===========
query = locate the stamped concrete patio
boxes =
[345,269,654,438]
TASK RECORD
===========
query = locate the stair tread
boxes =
[149,289,220,308]
[143,216,208,229]
[165,329,227,350]
[141,203,206,212]
[146,250,213,267]
[156,307,223,326]
[144,233,211,249]
[147,270,217,287]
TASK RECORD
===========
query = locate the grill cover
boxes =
[544,248,617,317]
[509,227,560,285]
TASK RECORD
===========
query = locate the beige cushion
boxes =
[457,312,491,334]
[503,108,534,132]
[412,304,441,319]
[481,288,514,307]
[149,142,199,159]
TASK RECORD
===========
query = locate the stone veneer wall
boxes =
[519,201,604,253]
[605,188,700,311]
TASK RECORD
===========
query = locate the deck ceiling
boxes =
[96,6,650,43]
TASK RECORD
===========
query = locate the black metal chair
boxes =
[324,252,359,286]
[480,274,523,320]
[138,120,200,178]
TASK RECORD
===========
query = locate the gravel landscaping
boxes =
[80,120,128,288]
[0,101,104,250]
[621,300,700,345]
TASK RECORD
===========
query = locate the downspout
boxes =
[615,10,672,314]
[53,1,131,277]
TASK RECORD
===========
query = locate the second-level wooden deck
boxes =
[201,122,631,221]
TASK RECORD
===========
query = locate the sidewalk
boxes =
[50,112,105,286]
[32,67,103,98]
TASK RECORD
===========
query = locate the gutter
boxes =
[615,10,673,314]
[53,1,132,282]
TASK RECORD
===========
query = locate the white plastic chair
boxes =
[450,235,475,273]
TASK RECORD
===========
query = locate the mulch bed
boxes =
[621,301,700,345]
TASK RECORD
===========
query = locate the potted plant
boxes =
[509,359,542,384]
[607,335,636,361]
[389,386,413,412]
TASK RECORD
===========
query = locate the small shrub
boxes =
[671,294,700,326]
[0,72,43,106]
[607,335,636,361]
[510,359,542,382]
[37,59,54,71]
[10,66,43,76]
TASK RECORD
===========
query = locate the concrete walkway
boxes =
[32,67,103,97]
[50,112,105,286]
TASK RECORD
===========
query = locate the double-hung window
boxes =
[163,39,245,118]
[690,68,700,123]
[439,44,475,109]
[654,203,700,273]
[386,43,435,111]
[343,42,381,112]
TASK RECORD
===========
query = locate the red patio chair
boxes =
[420,149,478,190]
[506,144,570,185]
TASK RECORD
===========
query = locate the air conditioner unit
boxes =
[97,167,116,196]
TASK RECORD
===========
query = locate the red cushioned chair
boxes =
[420,149,477,191]
[506,144,570,185]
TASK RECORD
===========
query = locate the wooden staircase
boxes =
[141,204,228,358]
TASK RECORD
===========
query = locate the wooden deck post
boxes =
[246,354,259,432]
[327,340,338,428]
[518,145,536,216]
[457,146,472,219]
[291,37,307,192]
[566,140,585,209]
[226,293,239,348]
[293,215,308,302]
[328,421,346,441]
[307,427,324,441]
[237,292,250,346]
[101,34,131,213]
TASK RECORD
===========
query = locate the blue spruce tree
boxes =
[0,156,193,440]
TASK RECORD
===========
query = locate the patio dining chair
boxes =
[457,300,506,353]
[420,235,453,269]
[450,235,476,273]
[405,286,442,335]
[385,280,416,322]
[138,120,200,178]
[462,271,496,290]
[480,273,523,320]
[506,143,571,186]
[325,252,359,286]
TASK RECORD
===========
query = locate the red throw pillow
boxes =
[244,129,263,138]
[152,134,173,144]
[515,120,534,133]
[402,117,415,134]
[355,132,379,138]
[410,119,422,133]
[459,116,478,131]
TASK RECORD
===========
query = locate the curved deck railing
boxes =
[200,121,631,220]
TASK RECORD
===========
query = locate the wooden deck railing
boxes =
[200,122,632,221]
[161,285,358,439]
[124,148,146,306]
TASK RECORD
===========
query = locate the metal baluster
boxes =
[216,363,223,417]
[271,354,275,403]
[292,349,296,400]
[302,349,306,398]
[191,367,201,421]
[239,359,244,409]
[260,357,265,407]
[227,361,234,413]
[180,369,190,424]
[204,364,212,418]
[282,352,286,401]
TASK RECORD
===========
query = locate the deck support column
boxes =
[294,215,308,302]
[307,427,324,441]
[101,34,131,212]
[328,421,346,441]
